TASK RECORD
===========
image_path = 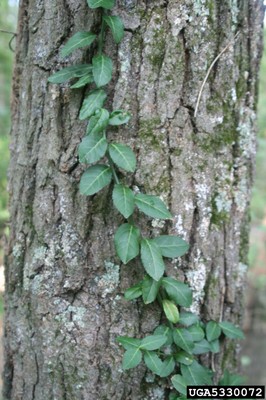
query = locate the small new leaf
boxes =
[153,236,189,258]
[79,89,107,120]
[219,321,245,339]
[122,348,142,370]
[140,335,167,351]
[103,15,124,44]
[140,239,165,281]
[61,32,97,57]
[78,132,107,164]
[79,165,112,196]
[135,194,172,220]
[112,184,135,218]
[109,110,131,126]
[163,300,180,324]
[92,55,113,87]
[142,276,161,304]
[114,223,140,264]
[171,375,187,396]
[109,143,136,172]
[86,108,110,135]
[162,277,192,307]
[87,0,115,9]
[48,64,92,84]
[206,321,222,342]
[144,351,163,375]
[124,282,142,300]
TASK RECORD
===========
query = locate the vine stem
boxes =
[107,153,120,184]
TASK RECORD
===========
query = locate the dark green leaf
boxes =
[103,15,124,44]
[209,339,220,354]
[142,275,161,304]
[173,329,194,354]
[181,361,213,385]
[219,321,245,339]
[159,356,175,378]
[48,64,92,84]
[163,300,180,324]
[162,277,192,307]
[87,0,115,9]
[92,54,113,87]
[153,236,189,258]
[192,339,211,355]
[135,193,172,219]
[153,325,173,345]
[79,89,107,120]
[70,73,94,88]
[144,351,163,375]
[219,369,245,385]
[109,110,131,126]
[79,165,112,195]
[140,239,165,281]
[124,282,142,300]
[122,347,142,370]
[61,32,97,57]
[86,108,110,135]
[171,375,187,396]
[114,223,140,264]
[187,324,204,342]
[175,351,194,366]
[78,132,107,164]
[140,335,167,351]
[109,143,136,172]
[178,312,199,327]
[206,321,221,342]
[112,184,135,218]
[116,336,141,350]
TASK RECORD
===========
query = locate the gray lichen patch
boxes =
[96,261,120,298]
[186,250,207,315]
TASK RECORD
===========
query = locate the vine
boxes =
[48,0,245,398]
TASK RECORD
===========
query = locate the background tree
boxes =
[4,1,264,399]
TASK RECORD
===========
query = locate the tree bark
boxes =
[4,0,264,399]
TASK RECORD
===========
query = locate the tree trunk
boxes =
[4,0,264,399]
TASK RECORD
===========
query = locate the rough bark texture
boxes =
[4,0,264,399]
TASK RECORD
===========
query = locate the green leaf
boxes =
[218,369,245,385]
[153,325,173,345]
[109,143,136,172]
[209,339,220,354]
[86,108,110,135]
[103,15,124,44]
[61,32,97,57]
[163,300,180,324]
[79,165,112,195]
[48,64,92,84]
[175,351,194,366]
[187,324,204,342]
[135,194,172,220]
[178,312,199,327]
[112,184,135,218]
[140,335,167,351]
[114,223,140,264]
[154,236,189,258]
[206,321,222,342]
[173,329,194,354]
[143,351,163,375]
[161,278,192,307]
[124,282,142,300]
[159,356,175,378]
[142,275,161,304]
[181,361,213,385]
[87,0,115,9]
[192,339,211,355]
[78,132,108,164]
[79,89,107,120]
[219,321,245,339]
[70,73,94,88]
[109,110,131,126]
[92,55,113,87]
[140,239,165,281]
[171,375,187,396]
[116,336,141,350]
[122,347,142,370]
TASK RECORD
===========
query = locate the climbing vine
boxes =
[48,0,245,397]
